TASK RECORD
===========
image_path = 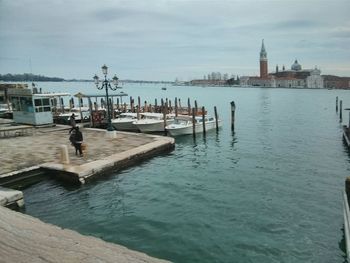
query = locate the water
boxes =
[19,82,350,262]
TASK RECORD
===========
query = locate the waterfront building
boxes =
[271,60,323,88]
[323,75,350,89]
[242,40,324,88]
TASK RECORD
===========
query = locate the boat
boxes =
[165,115,222,136]
[56,107,90,124]
[132,112,175,133]
[161,87,167,90]
[111,112,139,131]
[0,103,12,118]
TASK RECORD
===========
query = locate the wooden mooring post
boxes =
[214,106,219,132]
[175,97,178,117]
[202,106,206,135]
[129,96,133,112]
[336,96,339,112]
[194,100,198,115]
[340,100,343,122]
[230,101,236,131]
[192,108,196,136]
[137,96,141,119]
[163,102,167,135]
[188,98,191,116]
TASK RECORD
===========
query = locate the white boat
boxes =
[111,112,138,131]
[165,115,222,136]
[57,107,90,123]
[0,103,12,118]
[133,112,175,133]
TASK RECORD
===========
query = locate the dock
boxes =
[0,125,175,185]
[0,124,173,262]
[0,205,170,263]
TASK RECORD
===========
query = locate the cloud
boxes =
[0,0,350,80]
[330,26,350,39]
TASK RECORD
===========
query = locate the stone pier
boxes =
[0,206,170,263]
[0,186,24,208]
[0,125,174,262]
[0,125,175,185]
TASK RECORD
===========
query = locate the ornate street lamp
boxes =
[93,64,120,132]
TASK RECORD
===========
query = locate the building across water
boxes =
[241,40,324,89]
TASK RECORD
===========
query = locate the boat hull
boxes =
[111,120,139,131]
[134,119,174,133]
[167,120,221,136]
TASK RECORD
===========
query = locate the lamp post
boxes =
[93,64,120,132]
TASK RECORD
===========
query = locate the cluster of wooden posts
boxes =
[341,97,350,261]
[52,94,237,135]
[337,96,350,127]
[338,96,350,148]
[130,96,222,136]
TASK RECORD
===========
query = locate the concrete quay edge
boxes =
[0,186,24,208]
[0,205,171,263]
[41,136,175,184]
[0,165,41,180]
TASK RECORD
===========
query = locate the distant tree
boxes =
[0,73,64,82]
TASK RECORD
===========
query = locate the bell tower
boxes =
[260,39,268,78]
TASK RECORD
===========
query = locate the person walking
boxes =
[69,113,76,133]
[70,126,83,156]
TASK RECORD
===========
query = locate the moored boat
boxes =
[56,107,90,124]
[111,112,138,131]
[0,103,12,118]
[133,112,175,133]
[166,115,222,136]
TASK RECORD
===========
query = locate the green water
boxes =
[20,84,350,262]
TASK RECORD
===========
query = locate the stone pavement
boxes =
[0,125,174,262]
[0,125,159,176]
[0,205,170,263]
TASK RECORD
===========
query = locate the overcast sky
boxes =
[0,0,349,81]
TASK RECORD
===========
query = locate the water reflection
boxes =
[230,130,237,149]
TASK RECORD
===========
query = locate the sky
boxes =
[0,0,349,81]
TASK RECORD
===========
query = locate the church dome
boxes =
[291,59,302,71]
